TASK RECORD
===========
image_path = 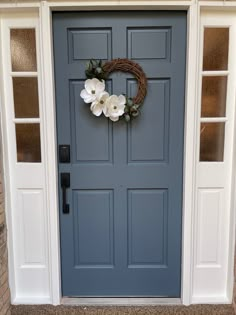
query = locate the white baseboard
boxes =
[12,296,52,305]
[191,295,231,304]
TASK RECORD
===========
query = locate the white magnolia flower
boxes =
[80,78,105,103]
[90,92,109,116]
[103,94,126,122]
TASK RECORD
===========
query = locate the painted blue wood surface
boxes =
[53,11,186,297]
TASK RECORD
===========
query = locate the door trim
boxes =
[61,297,181,306]
[1,0,235,307]
[4,0,236,306]
[39,2,199,305]
[0,1,199,306]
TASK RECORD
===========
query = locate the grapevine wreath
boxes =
[80,58,147,122]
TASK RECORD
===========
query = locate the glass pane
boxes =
[203,28,229,71]
[201,76,227,117]
[10,29,37,72]
[15,124,41,162]
[13,77,39,118]
[200,123,225,162]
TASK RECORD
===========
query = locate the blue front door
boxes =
[53,11,186,297]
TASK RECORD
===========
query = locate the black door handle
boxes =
[61,173,70,214]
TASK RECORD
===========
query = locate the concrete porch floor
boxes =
[11,304,236,315]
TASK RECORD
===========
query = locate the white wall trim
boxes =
[1,1,236,10]
[39,1,198,306]
[0,12,17,303]
[227,129,236,301]
[1,0,235,307]
[192,9,236,304]
[0,10,52,304]
[181,2,200,305]
[0,0,192,10]
[226,10,236,304]
[12,296,52,305]
[39,1,61,305]
[199,1,236,8]
[191,295,231,304]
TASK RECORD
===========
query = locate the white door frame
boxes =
[1,0,235,307]
[39,1,200,305]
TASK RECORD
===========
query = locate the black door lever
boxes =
[61,173,70,214]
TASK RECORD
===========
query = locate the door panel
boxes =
[127,27,171,60]
[53,11,186,297]
[73,190,114,267]
[128,79,170,162]
[128,189,168,267]
[70,80,113,163]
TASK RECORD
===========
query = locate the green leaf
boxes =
[130,105,137,112]
[124,106,129,114]
[96,67,102,74]
[85,70,92,78]
[127,98,133,107]
[88,61,93,70]
[85,61,90,70]
[131,110,139,117]
[91,59,97,68]
[124,114,131,122]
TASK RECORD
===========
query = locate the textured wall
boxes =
[0,167,10,314]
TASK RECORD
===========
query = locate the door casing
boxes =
[40,4,199,305]
[0,2,209,306]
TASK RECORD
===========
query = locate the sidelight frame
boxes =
[0,0,235,307]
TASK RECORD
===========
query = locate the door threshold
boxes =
[61,297,181,306]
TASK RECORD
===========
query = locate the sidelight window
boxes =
[10,28,41,162]
[199,27,229,162]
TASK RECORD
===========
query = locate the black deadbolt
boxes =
[59,145,70,163]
